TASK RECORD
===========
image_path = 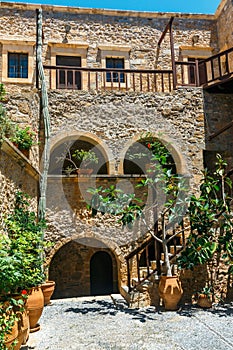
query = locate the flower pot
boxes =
[26,287,44,332]
[77,168,93,175]
[4,319,19,349]
[41,280,56,306]
[158,275,183,311]
[197,294,212,308]
[19,148,30,158]
[17,309,30,346]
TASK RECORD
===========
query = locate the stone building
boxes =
[0,0,233,305]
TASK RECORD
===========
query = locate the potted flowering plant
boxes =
[0,192,46,344]
[10,126,36,157]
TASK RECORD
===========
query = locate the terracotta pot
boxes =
[26,287,44,332]
[19,148,30,158]
[158,275,183,311]
[77,168,93,175]
[17,309,30,346]
[41,280,56,306]
[4,319,19,349]
[197,294,212,308]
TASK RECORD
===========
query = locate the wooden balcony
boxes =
[44,65,174,93]
[43,47,233,94]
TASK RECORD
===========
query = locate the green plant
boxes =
[88,138,188,277]
[177,154,233,275]
[56,145,99,175]
[73,149,98,168]
[9,126,36,150]
[0,192,45,295]
[198,285,213,297]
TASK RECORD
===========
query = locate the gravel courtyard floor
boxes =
[23,295,233,350]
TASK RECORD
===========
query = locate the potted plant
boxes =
[0,191,46,340]
[88,137,187,310]
[196,285,213,308]
[56,145,99,175]
[9,126,36,157]
[73,149,98,174]
[177,154,233,302]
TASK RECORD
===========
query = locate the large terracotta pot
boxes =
[4,319,19,349]
[41,280,56,306]
[17,309,30,346]
[26,287,44,332]
[158,275,183,311]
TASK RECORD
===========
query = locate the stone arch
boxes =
[49,130,115,174]
[46,231,126,298]
[118,132,189,176]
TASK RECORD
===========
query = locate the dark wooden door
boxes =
[90,251,113,295]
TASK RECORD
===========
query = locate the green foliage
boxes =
[178,154,233,273]
[87,137,187,276]
[0,192,46,295]
[87,185,143,229]
[0,294,27,350]
[9,126,36,150]
[73,149,98,167]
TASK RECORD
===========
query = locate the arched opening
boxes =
[90,251,113,295]
[49,240,118,299]
[123,137,176,175]
[49,138,108,175]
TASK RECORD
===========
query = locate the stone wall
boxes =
[204,91,233,170]
[3,90,41,169]
[0,141,39,227]
[216,0,233,50]
[0,2,218,91]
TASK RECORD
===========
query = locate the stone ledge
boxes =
[1,139,41,180]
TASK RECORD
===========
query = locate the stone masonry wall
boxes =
[216,0,233,50]
[0,144,39,228]
[0,2,218,92]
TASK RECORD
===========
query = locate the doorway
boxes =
[90,251,113,295]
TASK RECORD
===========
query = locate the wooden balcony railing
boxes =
[44,65,174,92]
[198,47,233,86]
[43,47,233,93]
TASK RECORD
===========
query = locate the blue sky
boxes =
[5,0,221,14]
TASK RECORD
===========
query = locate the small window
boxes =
[8,53,28,79]
[106,58,125,83]
[56,55,81,89]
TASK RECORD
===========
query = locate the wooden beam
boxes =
[158,17,174,47]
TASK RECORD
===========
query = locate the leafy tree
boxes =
[88,138,189,277]
[178,155,233,277]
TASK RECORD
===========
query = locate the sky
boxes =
[5,0,221,14]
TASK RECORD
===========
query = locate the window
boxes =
[98,44,131,88]
[56,55,81,89]
[106,57,125,83]
[8,53,28,79]
[48,42,88,90]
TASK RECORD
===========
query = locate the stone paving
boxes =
[23,296,233,350]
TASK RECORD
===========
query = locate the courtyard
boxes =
[26,296,233,350]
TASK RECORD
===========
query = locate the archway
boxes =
[90,251,113,295]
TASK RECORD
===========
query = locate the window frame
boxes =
[99,44,131,88]
[48,42,88,90]
[1,40,35,84]
[8,52,29,79]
